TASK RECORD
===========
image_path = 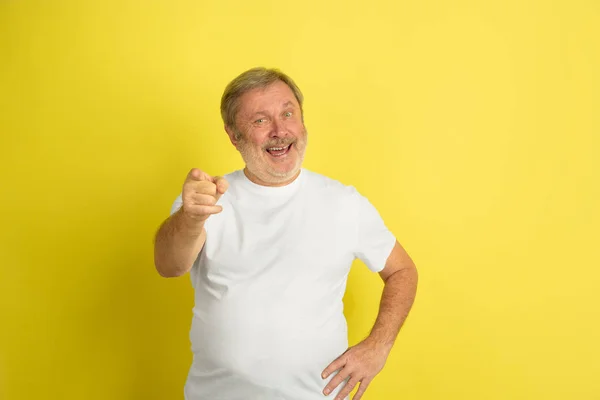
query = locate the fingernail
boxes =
[324,388,330,395]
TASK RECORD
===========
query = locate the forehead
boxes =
[237,81,298,117]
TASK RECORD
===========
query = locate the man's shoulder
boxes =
[223,169,244,182]
[302,169,358,197]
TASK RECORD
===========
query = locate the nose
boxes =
[269,118,286,138]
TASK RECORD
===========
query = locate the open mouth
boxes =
[265,144,292,157]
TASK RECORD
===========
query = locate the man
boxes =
[154,67,418,400]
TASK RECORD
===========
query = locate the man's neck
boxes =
[243,167,301,187]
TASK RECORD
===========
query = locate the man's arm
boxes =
[367,240,418,351]
[322,240,418,400]
[154,168,228,278]
[154,209,207,277]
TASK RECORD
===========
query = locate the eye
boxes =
[284,111,292,118]
[255,118,266,124]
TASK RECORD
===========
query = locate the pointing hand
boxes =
[181,168,229,223]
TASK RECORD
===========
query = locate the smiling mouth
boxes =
[266,144,292,157]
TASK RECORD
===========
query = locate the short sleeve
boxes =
[352,192,396,273]
[170,194,183,215]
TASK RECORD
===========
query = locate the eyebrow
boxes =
[251,101,296,117]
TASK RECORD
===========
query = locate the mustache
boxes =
[262,139,295,149]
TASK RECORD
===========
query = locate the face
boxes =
[227,80,308,186]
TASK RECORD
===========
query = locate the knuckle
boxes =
[198,182,217,194]
[193,181,206,190]
[197,195,216,206]
[338,390,351,400]
[183,181,199,194]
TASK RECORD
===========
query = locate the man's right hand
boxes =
[181,168,229,223]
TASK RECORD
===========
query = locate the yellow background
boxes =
[1,1,599,399]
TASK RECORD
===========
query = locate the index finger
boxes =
[322,354,347,379]
[186,168,213,182]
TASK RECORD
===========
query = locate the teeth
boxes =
[268,145,289,151]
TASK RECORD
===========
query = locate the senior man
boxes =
[154,67,418,400]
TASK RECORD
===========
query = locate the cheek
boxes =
[244,130,268,147]
[287,120,305,135]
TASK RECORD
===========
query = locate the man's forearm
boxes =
[154,208,206,277]
[366,266,418,351]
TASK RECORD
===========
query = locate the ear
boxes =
[225,125,239,147]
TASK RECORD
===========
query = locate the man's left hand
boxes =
[321,339,390,399]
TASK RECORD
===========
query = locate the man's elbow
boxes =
[155,264,189,278]
[154,255,190,278]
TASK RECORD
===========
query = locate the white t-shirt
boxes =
[169,169,396,400]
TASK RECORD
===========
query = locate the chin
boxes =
[271,163,302,177]
[252,165,298,185]
[244,154,303,185]
[262,170,294,182]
